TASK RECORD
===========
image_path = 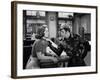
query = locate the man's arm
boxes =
[48,41,64,56]
[81,41,91,59]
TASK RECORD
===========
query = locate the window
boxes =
[23,10,46,40]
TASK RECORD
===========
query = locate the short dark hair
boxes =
[35,25,47,39]
[63,27,70,32]
[60,23,70,32]
[60,27,70,32]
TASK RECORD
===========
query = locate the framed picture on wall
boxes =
[11,1,98,78]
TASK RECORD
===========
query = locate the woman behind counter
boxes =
[26,25,58,69]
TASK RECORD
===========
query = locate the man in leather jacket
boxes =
[48,26,91,67]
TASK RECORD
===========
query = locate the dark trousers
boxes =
[67,56,86,67]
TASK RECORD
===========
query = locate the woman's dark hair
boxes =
[35,25,47,39]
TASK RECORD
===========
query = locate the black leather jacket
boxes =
[49,34,91,59]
